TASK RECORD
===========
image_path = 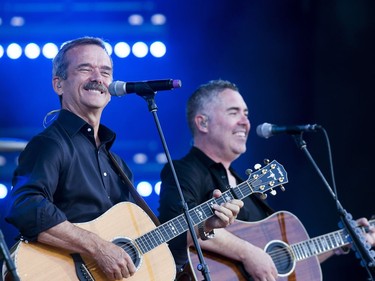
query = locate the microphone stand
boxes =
[137,90,212,281]
[292,133,375,281]
[0,229,20,281]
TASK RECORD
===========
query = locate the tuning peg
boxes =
[254,163,262,170]
[280,185,286,192]
[245,169,252,175]
[263,159,270,164]
[260,193,267,200]
[270,189,277,196]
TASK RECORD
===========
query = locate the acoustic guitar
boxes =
[3,160,288,281]
[187,211,375,281]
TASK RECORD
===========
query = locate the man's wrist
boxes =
[198,222,215,241]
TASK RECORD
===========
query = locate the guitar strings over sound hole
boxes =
[265,240,295,277]
[112,237,142,270]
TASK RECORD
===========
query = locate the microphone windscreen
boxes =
[109,81,125,96]
[256,123,273,139]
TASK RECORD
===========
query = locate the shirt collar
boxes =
[56,109,116,148]
[190,146,217,167]
[190,146,242,179]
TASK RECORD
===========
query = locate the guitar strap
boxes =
[108,151,161,226]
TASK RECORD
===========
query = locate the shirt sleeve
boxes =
[5,135,68,241]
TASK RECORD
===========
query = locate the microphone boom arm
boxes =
[292,133,375,279]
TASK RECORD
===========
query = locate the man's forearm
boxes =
[37,220,105,257]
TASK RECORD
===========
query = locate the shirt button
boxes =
[103,172,107,176]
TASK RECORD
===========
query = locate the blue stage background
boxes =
[1,1,374,280]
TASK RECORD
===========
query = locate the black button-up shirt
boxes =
[5,110,132,241]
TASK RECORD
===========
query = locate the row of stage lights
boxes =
[0,41,167,60]
[0,180,162,199]
[0,148,168,199]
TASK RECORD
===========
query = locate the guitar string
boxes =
[263,220,375,271]
[267,231,349,267]
[74,164,286,275]
[80,220,373,276]
[80,205,216,273]
[79,193,237,274]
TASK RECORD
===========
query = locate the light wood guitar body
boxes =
[4,203,175,281]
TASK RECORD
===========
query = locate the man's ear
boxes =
[195,115,208,132]
[52,77,63,95]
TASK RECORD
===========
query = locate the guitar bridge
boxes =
[71,253,95,281]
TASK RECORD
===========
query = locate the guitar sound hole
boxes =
[112,237,142,270]
[265,240,295,276]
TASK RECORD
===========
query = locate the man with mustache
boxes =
[4,38,243,281]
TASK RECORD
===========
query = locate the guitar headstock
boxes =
[246,160,288,198]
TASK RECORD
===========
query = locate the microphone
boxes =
[256,122,322,138]
[109,79,182,96]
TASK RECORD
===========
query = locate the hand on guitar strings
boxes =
[241,242,278,281]
[334,217,375,256]
[204,189,244,232]
[93,238,137,280]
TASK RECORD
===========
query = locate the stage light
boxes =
[155,152,167,164]
[42,43,58,59]
[104,42,113,56]
[0,45,4,58]
[133,153,148,164]
[114,42,131,58]
[129,14,144,25]
[0,155,6,166]
[132,42,148,58]
[6,43,22,59]
[136,181,152,197]
[150,41,166,58]
[0,183,7,199]
[151,14,166,25]
[10,16,25,27]
[154,181,161,195]
[24,43,41,59]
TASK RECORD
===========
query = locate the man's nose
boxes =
[91,68,104,83]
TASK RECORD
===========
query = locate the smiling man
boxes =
[158,79,278,281]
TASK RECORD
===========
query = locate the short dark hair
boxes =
[186,79,239,136]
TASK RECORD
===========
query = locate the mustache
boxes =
[83,81,108,93]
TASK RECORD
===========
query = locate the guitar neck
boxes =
[135,160,287,255]
[135,190,233,254]
[291,220,375,261]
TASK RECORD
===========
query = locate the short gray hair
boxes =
[186,79,239,136]
[52,36,112,80]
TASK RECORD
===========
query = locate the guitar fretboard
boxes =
[291,220,375,260]
[134,160,287,255]
[136,191,234,254]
